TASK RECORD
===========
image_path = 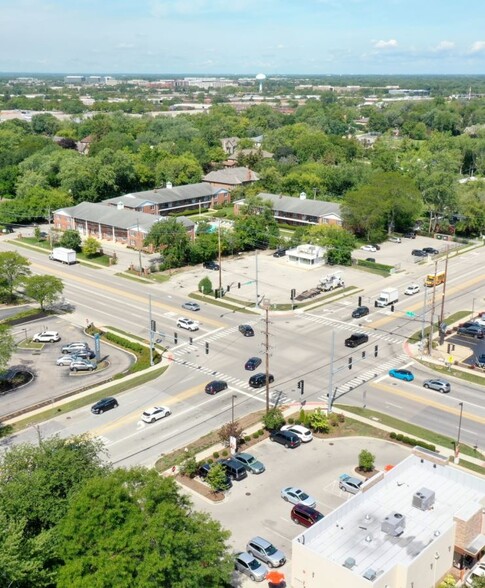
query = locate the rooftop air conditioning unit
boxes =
[343,557,356,569]
[381,512,406,537]
[363,568,377,581]
[412,487,435,511]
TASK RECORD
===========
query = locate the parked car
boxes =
[344,333,369,348]
[388,236,401,243]
[197,463,232,490]
[70,359,96,372]
[246,537,286,568]
[181,301,200,311]
[56,355,76,366]
[291,504,324,527]
[273,248,287,258]
[457,324,484,338]
[475,353,485,368]
[141,406,171,423]
[245,356,262,371]
[269,430,301,448]
[351,306,369,319]
[404,284,420,296]
[57,350,94,365]
[365,257,376,263]
[61,341,89,354]
[234,552,267,582]
[281,486,316,507]
[203,260,220,270]
[91,397,118,414]
[70,348,95,359]
[249,373,274,388]
[176,317,199,331]
[403,231,416,239]
[239,324,255,337]
[465,562,485,587]
[473,317,485,328]
[217,458,248,481]
[389,368,414,381]
[234,452,265,475]
[361,245,377,252]
[33,331,60,343]
[412,249,428,257]
[371,244,381,250]
[423,378,451,393]
[204,380,228,395]
[339,474,363,494]
[422,247,439,255]
[281,424,313,443]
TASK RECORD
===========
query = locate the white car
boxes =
[404,284,420,296]
[32,331,61,343]
[56,355,75,366]
[473,317,485,328]
[141,406,171,423]
[465,562,485,587]
[388,236,401,243]
[280,486,316,507]
[281,424,313,443]
[177,317,199,331]
[361,245,377,252]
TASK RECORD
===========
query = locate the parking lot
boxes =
[1,317,133,418]
[186,436,411,586]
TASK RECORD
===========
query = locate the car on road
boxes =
[361,245,377,252]
[422,247,439,255]
[239,324,255,337]
[91,397,118,414]
[423,378,451,393]
[281,424,313,443]
[457,324,484,338]
[291,504,324,527]
[33,331,61,343]
[245,356,262,371]
[234,552,268,582]
[181,301,200,311]
[465,562,485,587]
[249,373,274,388]
[176,317,199,331]
[339,474,363,494]
[61,341,89,354]
[281,486,316,507]
[70,359,96,372]
[203,260,220,270]
[475,354,485,368]
[269,430,301,448]
[412,249,428,257]
[246,537,286,568]
[389,368,414,381]
[205,380,228,395]
[141,406,171,423]
[404,284,420,296]
[388,236,402,243]
[273,248,287,258]
[234,452,265,474]
[344,332,369,348]
[351,306,369,319]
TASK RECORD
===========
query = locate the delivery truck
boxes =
[49,247,77,265]
[375,287,399,308]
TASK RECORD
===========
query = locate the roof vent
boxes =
[412,487,435,511]
[117,202,124,210]
[343,557,356,569]
[365,534,373,543]
[363,568,377,581]
[166,181,173,189]
[299,191,307,200]
[381,512,406,537]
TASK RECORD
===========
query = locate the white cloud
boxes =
[470,41,485,53]
[433,40,455,52]
[372,39,398,49]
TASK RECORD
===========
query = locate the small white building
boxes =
[286,244,326,267]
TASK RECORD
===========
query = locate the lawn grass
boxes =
[419,360,485,386]
[115,272,152,283]
[13,238,111,266]
[18,340,43,349]
[190,292,257,314]
[408,310,471,343]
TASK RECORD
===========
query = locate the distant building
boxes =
[203,167,260,191]
[64,75,86,85]
[286,244,326,266]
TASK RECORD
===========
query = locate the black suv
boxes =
[270,430,301,448]
[412,249,427,257]
[197,463,232,490]
[203,260,220,270]
[91,397,118,414]
[239,324,255,337]
[351,306,369,319]
[217,458,248,481]
[345,333,369,348]
[273,248,287,258]
[204,380,228,395]
[457,324,484,338]
[422,247,439,255]
[249,373,274,388]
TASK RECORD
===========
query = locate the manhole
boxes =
[329,442,334,446]
[245,492,251,496]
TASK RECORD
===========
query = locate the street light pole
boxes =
[217,220,222,295]
[261,298,271,413]
[455,402,464,463]
[231,395,237,424]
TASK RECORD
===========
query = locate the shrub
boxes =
[337,413,345,423]
[198,276,212,294]
[288,417,294,424]
[299,409,307,425]
[206,463,229,493]
[390,432,397,439]
[307,409,330,433]
[359,449,375,472]
[252,432,259,439]
[212,451,220,459]
[221,449,228,457]
[244,435,251,443]
[329,413,340,428]
[257,430,264,436]
[179,456,198,478]
[262,408,285,431]
[396,433,404,441]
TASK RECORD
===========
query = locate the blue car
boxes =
[389,369,414,382]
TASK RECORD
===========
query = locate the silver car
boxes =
[423,378,451,393]
[234,452,265,474]
[246,536,286,568]
[70,359,96,372]
[181,301,200,311]
[234,552,267,582]
[339,474,363,494]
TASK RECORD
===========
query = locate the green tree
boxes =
[81,236,101,257]
[0,251,31,299]
[307,409,330,433]
[438,574,456,588]
[24,275,64,310]
[233,194,279,250]
[31,113,61,136]
[358,449,375,472]
[218,421,243,447]
[155,153,203,186]
[144,218,190,268]
[0,325,15,372]
[198,276,212,294]
[57,468,232,587]
[206,463,230,494]
[262,407,285,430]
[59,229,81,251]
[471,576,485,588]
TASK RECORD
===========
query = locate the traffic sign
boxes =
[406,311,416,318]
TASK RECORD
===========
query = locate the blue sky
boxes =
[1,0,484,74]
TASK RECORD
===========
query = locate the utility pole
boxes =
[255,250,259,308]
[47,207,53,249]
[261,298,271,413]
[217,219,222,295]
[439,246,450,325]
[327,331,336,415]
[428,260,438,355]
[420,286,428,358]
[148,294,154,366]
[137,218,142,276]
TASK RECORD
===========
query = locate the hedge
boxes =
[390,431,436,452]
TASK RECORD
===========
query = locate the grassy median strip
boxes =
[419,360,485,386]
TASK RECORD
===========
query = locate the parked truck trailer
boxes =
[49,247,77,265]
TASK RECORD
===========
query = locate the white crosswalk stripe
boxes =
[301,313,402,344]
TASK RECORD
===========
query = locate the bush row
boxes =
[390,431,436,452]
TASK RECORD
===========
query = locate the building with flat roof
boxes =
[291,449,485,588]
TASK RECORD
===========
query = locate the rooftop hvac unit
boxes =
[412,487,435,511]
[381,512,406,537]
[363,568,377,581]
[343,557,356,569]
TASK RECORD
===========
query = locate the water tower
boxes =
[256,73,266,94]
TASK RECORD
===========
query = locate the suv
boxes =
[403,231,416,239]
[32,331,61,343]
[234,552,267,582]
[351,306,369,319]
[291,504,324,527]
[91,397,118,414]
[204,380,228,395]
[249,373,274,388]
[218,458,248,481]
[345,333,369,348]
[239,324,255,337]
[176,317,199,331]
[457,324,484,338]
[246,537,286,568]
[61,342,89,354]
[203,260,220,270]
[269,430,301,448]
[70,359,96,372]
[412,249,427,257]
[423,378,451,393]
[245,357,262,371]
[197,463,232,490]
[475,354,485,368]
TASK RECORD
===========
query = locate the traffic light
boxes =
[238,282,241,289]
[362,350,366,359]
[348,357,352,370]
[390,305,395,312]
[150,319,156,333]
[227,285,231,292]
[205,342,209,354]
[214,289,219,299]
[374,345,378,358]
[358,296,362,306]
[297,379,304,395]
[189,337,193,345]
[174,332,178,344]
[291,288,296,300]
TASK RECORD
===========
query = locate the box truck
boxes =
[49,247,77,265]
[375,287,398,308]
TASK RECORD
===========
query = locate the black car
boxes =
[475,354,485,368]
[245,356,262,371]
[91,397,118,414]
[351,306,369,319]
[422,247,439,255]
[239,324,255,337]
[197,463,232,490]
[203,260,220,270]
[273,248,287,258]
[269,430,301,448]
[457,325,484,338]
[412,249,428,257]
[345,333,369,348]
[205,380,228,395]
[365,258,376,263]
[403,231,416,239]
[249,373,274,388]
[72,348,95,360]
